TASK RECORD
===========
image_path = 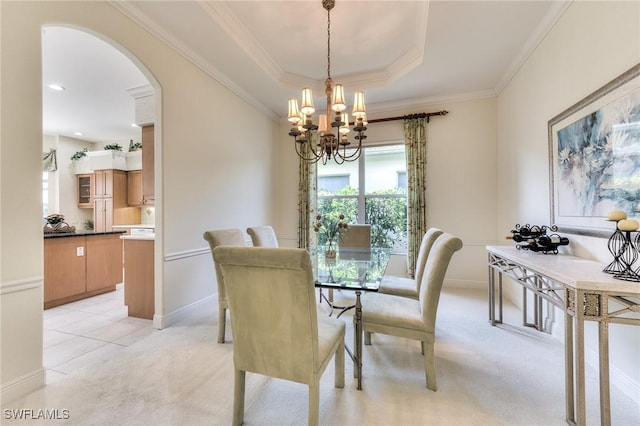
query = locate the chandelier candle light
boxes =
[287,0,367,164]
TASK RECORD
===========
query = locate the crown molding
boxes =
[494,0,572,95]
[199,1,284,84]
[109,1,278,121]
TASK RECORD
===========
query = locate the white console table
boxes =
[487,245,640,426]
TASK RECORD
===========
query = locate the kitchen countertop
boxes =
[112,224,155,229]
[44,230,126,239]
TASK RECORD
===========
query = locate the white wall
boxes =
[1,1,278,402]
[275,96,499,289]
[497,0,640,400]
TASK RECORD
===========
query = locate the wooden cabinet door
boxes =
[127,170,143,206]
[44,237,86,304]
[94,170,114,198]
[141,125,154,205]
[77,174,93,208]
[94,197,114,232]
[86,234,122,292]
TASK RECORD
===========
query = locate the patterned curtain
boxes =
[43,148,57,172]
[404,116,428,277]
[297,141,317,249]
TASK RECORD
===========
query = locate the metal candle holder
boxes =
[611,229,640,282]
[603,220,627,274]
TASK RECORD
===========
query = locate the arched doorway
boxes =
[41,25,162,382]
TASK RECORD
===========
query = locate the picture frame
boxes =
[548,63,640,237]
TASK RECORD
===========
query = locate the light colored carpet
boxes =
[3,287,639,425]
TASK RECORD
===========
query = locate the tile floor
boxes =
[43,284,156,384]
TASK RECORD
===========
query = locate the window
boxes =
[317,144,408,250]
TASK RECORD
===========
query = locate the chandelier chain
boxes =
[326,6,331,80]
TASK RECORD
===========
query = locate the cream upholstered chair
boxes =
[339,224,371,249]
[378,227,444,299]
[212,246,345,426]
[246,225,279,247]
[203,229,246,344]
[360,233,463,390]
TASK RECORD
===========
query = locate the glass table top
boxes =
[311,247,393,291]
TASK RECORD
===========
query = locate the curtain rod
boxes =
[365,110,449,124]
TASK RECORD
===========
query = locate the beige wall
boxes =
[497,1,640,399]
[1,1,278,401]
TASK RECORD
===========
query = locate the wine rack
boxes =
[510,224,569,254]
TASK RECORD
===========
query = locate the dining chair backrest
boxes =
[247,225,279,247]
[202,228,247,343]
[339,224,371,249]
[203,229,247,299]
[212,246,319,381]
[419,233,463,334]
[414,227,444,285]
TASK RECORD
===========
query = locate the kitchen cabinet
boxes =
[86,234,123,292]
[77,174,93,208]
[44,236,86,305]
[93,169,137,231]
[141,125,154,205]
[44,232,124,309]
[127,170,143,206]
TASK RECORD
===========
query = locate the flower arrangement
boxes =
[45,213,65,225]
[128,140,143,152]
[103,143,122,151]
[70,147,88,161]
[313,214,348,256]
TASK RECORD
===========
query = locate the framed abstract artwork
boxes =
[549,63,640,236]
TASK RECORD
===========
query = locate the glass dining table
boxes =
[311,247,393,390]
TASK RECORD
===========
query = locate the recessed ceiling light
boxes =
[74,132,83,136]
[131,123,140,128]
[48,84,65,91]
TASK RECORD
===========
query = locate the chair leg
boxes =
[328,288,334,303]
[364,331,371,345]
[353,324,358,378]
[308,383,320,426]
[217,306,226,343]
[424,342,437,391]
[233,369,245,425]
[335,339,345,388]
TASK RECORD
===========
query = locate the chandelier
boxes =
[287,0,367,165]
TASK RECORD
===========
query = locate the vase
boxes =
[325,240,337,259]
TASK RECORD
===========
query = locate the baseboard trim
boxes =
[153,294,216,329]
[1,368,45,404]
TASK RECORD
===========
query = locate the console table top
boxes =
[487,245,640,295]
